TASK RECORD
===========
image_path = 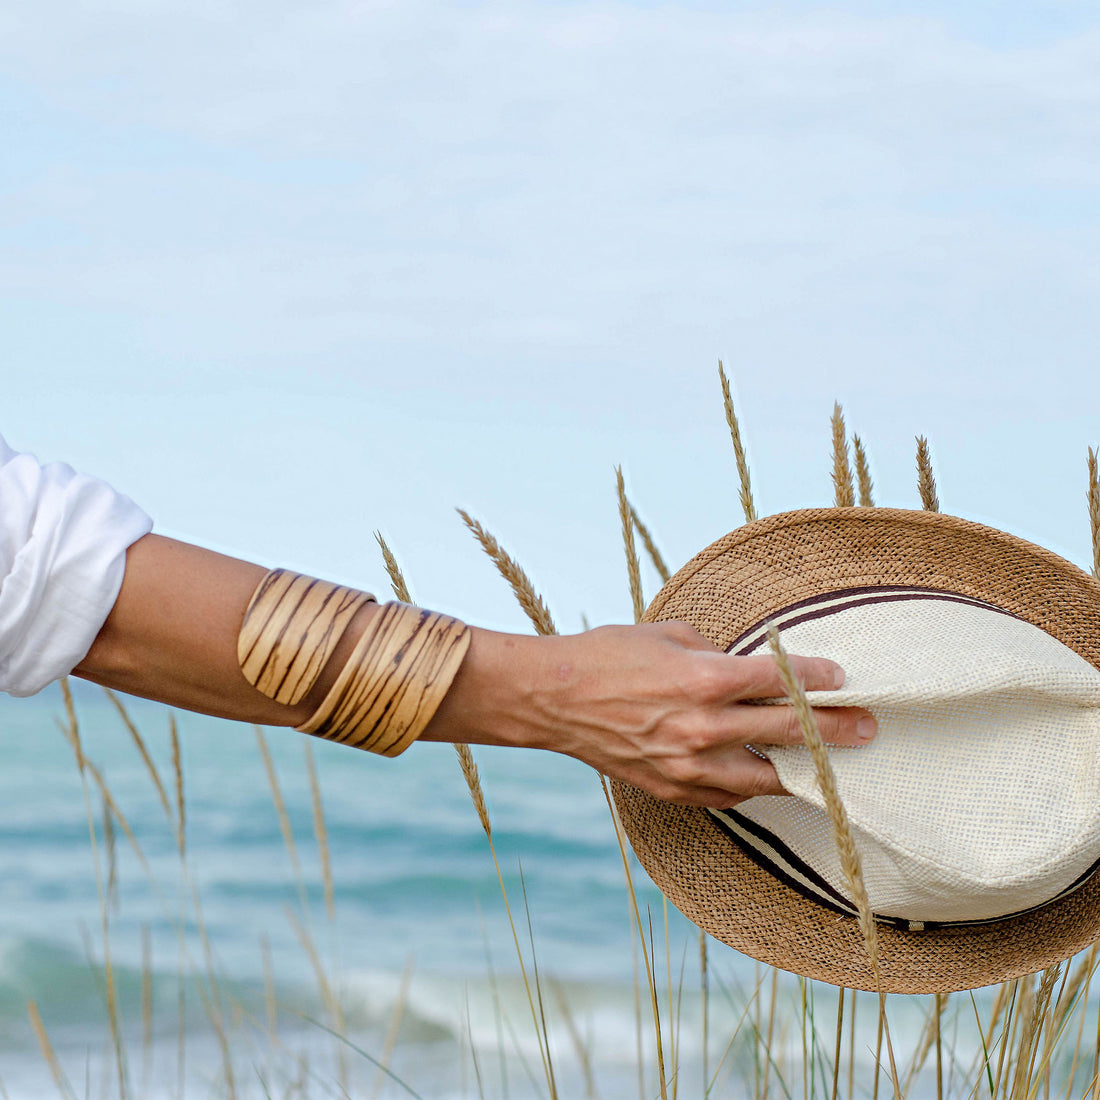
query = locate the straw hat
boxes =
[611,506,1100,994]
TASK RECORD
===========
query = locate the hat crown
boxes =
[732,588,1100,924]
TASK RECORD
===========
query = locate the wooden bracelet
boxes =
[296,601,471,757]
[238,568,373,705]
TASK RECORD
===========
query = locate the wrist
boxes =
[419,626,564,751]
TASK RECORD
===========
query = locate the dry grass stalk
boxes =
[766,629,877,979]
[599,775,668,1100]
[375,530,414,603]
[303,741,335,921]
[286,908,348,1056]
[552,981,599,1100]
[1088,448,1100,580]
[261,934,278,1042]
[457,508,557,636]
[991,979,1022,1100]
[853,435,875,507]
[763,966,778,1100]
[57,680,131,1100]
[104,687,173,822]
[1013,963,1061,1099]
[1053,943,1098,1034]
[718,360,758,523]
[766,628,902,1099]
[58,677,83,771]
[916,436,941,512]
[700,931,709,1092]
[79,759,160,891]
[454,743,492,839]
[831,403,855,508]
[371,957,415,1100]
[255,727,308,916]
[901,999,938,1095]
[170,714,185,858]
[1009,975,1040,1100]
[847,987,857,1100]
[629,502,671,583]
[617,466,645,623]
[141,925,153,1090]
[934,992,944,1100]
[831,986,846,1100]
[459,744,558,1097]
[382,529,503,920]
[28,1000,76,1100]
[102,794,119,913]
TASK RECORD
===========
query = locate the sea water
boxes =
[0,682,1038,1098]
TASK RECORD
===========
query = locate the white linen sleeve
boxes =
[0,435,153,697]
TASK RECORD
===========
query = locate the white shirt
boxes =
[0,436,152,697]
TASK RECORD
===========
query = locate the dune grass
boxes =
[16,377,1100,1098]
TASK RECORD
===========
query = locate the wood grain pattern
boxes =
[238,568,373,705]
[297,601,471,757]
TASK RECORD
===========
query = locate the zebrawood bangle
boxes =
[296,601,471,757]
[238,568,374,705]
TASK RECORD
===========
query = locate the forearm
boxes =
[74,532,537,743]
[73,534,379,726]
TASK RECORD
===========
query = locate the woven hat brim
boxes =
[611,507,1100,994]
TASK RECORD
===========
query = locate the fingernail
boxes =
[832,666,845,689]
[857,716,877,740]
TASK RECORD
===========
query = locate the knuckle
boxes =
[736,656,782,698]
[813,707,843,741]
[741,765,779,800]
[660,620,702,645]
[781,708,805,742]
[685,663,726,703]
[653,778,688,802]
[662,756,705,787]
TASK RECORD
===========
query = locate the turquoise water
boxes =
[0,682,1063,1098]
[0,680,722,1096]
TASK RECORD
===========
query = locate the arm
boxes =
[74,533,876,810]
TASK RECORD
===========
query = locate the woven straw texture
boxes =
[739,597,1100,922]
[611,507,1100,993]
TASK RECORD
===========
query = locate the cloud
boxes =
[3,2,1100,485]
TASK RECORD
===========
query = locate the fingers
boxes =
[653,751,790,808]
[729,653,845,698]
[736,704,878,747]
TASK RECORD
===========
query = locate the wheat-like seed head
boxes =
[617,467,645,624]
[916,436,941,512]
[454,742,492,840]
[1053,943,1097,1033]
[718,361,758,523]
[375,530,413,603]
[1087,448,1099,581]
[767,627,881,988]
[629,503,671,584]
[853,434,875,507]
[831,403,856,508]
[457,509,557,636]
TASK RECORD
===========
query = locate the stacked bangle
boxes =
[237,569,372,705]
[297,601,470,756]
[238,569,470,756]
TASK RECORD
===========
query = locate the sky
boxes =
[3,0,1100,633]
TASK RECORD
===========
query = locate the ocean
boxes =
[0,681,1076,1098]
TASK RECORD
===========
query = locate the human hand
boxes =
[422,620,877,809]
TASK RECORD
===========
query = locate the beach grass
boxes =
[16,381,1100,1098]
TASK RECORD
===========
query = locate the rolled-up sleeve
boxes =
[0,436,153,697]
